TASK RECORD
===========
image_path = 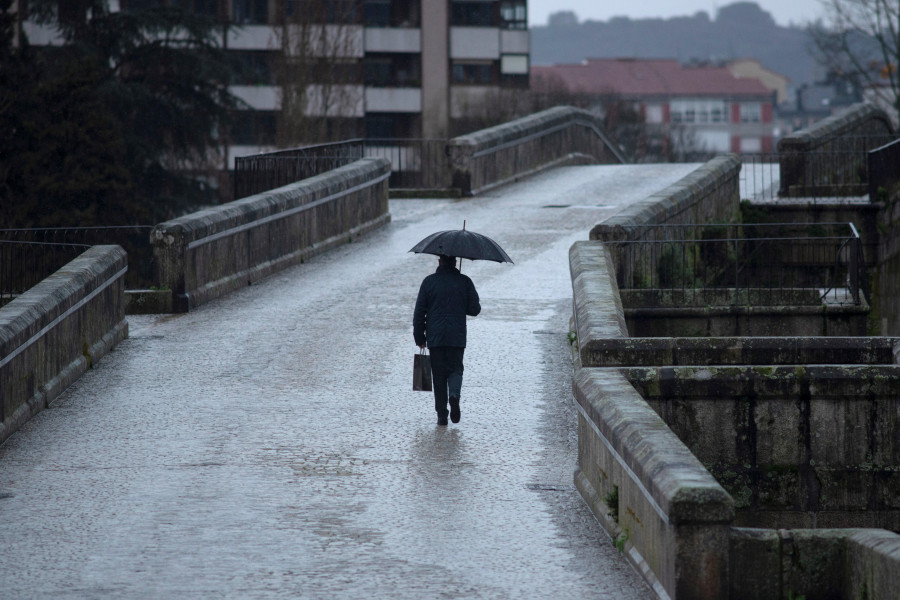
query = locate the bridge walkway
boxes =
[0,164,696,598]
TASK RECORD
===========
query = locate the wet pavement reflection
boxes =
[0,164,697,598]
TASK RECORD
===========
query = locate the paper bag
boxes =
[413,351,432,391]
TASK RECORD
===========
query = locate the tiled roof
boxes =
[532,58,771,98]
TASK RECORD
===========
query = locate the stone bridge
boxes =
[3,104,900,599]
[0,161,698,597]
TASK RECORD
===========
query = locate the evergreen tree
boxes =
[2,1,241,227]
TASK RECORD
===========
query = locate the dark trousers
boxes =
[429,346,465,417]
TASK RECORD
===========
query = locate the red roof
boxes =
[531,58,771,98]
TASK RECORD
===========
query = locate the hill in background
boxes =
[531,2,822,89]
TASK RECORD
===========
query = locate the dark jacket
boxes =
[413,265,481,348]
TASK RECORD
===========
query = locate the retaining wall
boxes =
[624,364,900,532]
[0,246,128,445]
[151,158,390,311]
[570,156,900,597]
[623,301,870,337]
[570,240,735,599]
[580,335,897,368]
[448,105,626,196]
[729,528,900,600]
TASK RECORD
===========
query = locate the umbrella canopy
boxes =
[409,229,513,263]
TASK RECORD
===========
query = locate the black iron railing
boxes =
[741,136,898,203]
[233,140,365,200]
[0,227,154,300]
[868,138,900,202]
[0,239,89,305]
[364,138,450,189]
[233,138,449,199]
[606,223,865,307]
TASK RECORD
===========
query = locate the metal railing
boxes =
[741,133,898,202]
[868,138,900,202]
[233,138,449,199]
[0,239,89,306]
[364,139,449,189]
[741,138,897,203]
[0,227,154,300]
[606,223,865,307]
[233,140,365,200]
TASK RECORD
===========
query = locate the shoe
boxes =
[437,413,448,426]
[449,396,460,424]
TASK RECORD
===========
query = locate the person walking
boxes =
[413,254,481,426]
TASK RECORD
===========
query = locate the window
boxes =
[740,137,762,153]
[669,99,728,125]
[171,0,219,15]
[365,114,417,138]
[741,102,761,123]
[364,0,391,26]
[645,105,663,124]
[230,51,274,85]
[286,0,358,23]
[452,61,495,85]
[233,0,268,24]
[500,1,526,29]
[500,54,528,75]
[230,111,276,145]
[364,54,420,87]
[451,2,495,26]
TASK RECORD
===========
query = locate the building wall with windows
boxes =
[17,1,529,166]
[532,58,776,158]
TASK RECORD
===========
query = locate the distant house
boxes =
[532,58,777,156]
[727,58,790,106]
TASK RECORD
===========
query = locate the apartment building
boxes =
[532,58,776,156]
[17,1,529,167]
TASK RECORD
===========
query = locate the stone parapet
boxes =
[574,367,734,599]
[777,102,894,198]
[590,154,741,241]
[0,245,128,444]
[151,158,390,311]
[448,106,625,196]
[730,528,900,600]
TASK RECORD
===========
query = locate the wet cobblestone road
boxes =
[0,165,696,598]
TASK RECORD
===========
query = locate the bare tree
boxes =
[810,0,900,120]
[274,0,363,146]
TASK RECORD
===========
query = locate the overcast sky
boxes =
[527,0,826,28]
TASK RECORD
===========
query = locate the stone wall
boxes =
[151,158,390,311]
[590,155,742,291]
[623,300,870,337]
[570,156,900,597]
[729,528,900,600]
[570,241,735,599]
[777,103,894,198]
[0,246,128,445]
[448,106,626,196]
[624,365,900,532]
[591,154,742,242]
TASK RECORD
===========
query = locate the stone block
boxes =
[754,397,803,465]
[729,528,781,600]
[846,530,900,600]
[757,467,801,509]
[810,397,871,465]
[781,529,847,600]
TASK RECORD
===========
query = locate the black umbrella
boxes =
[409,223,513,264]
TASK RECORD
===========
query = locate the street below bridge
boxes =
[0,164,696,598]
